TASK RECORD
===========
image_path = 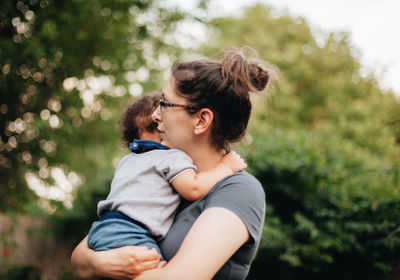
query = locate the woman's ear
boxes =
[193,108,214,135]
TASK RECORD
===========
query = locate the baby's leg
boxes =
[87,219,163,258]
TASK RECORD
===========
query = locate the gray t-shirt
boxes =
[160,172,266,280]
[97,149,196,240]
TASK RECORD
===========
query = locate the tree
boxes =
[198,4,400,279]
[0,0,186,212]
[202,4,400,161]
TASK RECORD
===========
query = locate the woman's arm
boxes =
[71,235,162,280]
[135,207,250,280]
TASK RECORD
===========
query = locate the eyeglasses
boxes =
[157,100,199,112]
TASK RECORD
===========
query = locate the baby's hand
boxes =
[220,151,247,173]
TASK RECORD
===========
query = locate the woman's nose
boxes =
[152,105,162,123]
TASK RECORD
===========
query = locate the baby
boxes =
[87,93,246,258]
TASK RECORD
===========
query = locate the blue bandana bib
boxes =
[129,139,169,153]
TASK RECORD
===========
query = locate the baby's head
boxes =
[120,92,161,148]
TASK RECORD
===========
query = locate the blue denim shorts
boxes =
[87,211,163,258]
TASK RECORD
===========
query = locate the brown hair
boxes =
[120,93,161,148]
[171,47,275,151]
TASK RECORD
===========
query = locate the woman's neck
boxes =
[185,144,225,172]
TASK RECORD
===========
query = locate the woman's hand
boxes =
[71,235,161,280]
[93,246,162,280]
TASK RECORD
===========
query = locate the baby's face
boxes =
[139,130,162,143]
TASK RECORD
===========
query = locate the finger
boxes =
[136,251,161,262]
[125,247,161,263]
[133,259,161,272]
[147,248,162,260]
[142,248,162,263]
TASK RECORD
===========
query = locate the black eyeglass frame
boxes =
[158,100,200,111]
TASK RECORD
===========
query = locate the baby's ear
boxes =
[193,108,214,135]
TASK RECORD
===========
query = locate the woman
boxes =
[71,47,275,280]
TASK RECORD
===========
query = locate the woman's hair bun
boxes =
[219,46,275,93]
[248,63,270,91]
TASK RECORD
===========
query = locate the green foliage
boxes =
[0,265,41,280]
[200,4,400,279]
[2,1,400,279]
[0,0,185,212]
[244,128,400,279]
[203,4,400,161]
[0,264,80,280]
[49,177,112,246]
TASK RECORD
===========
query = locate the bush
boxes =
[245,129,400,279]
[0,265,41,280]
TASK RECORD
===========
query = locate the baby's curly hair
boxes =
[120,92,161,148]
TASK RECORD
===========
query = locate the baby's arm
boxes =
[172,151,246,201]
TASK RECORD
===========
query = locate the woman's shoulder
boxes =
[205,171,265,209]
[212,171,264,195]
[226,171,262,184]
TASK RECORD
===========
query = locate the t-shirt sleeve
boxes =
[154,149,197,183]
[204,172,266,244]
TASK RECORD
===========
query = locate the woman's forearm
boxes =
[71,236,100,280]
[136,207,249,280]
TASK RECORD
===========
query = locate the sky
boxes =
[169,0,400,94]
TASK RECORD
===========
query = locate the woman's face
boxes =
[152,77,196,150]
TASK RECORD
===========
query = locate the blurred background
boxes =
[0,0,399,279]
